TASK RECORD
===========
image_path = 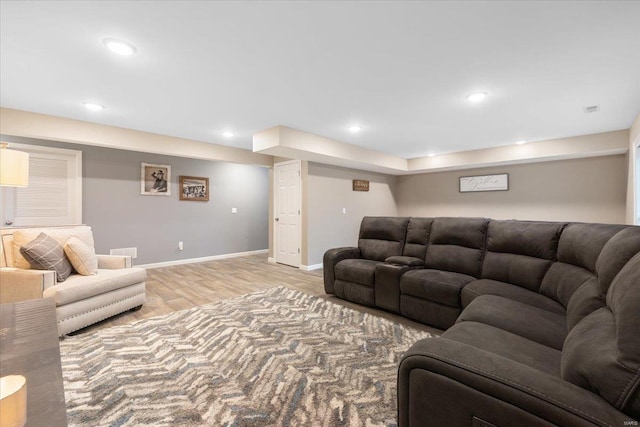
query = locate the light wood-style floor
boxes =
[75,254,440,335]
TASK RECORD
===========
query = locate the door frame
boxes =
[273,159,302,268]
[633,134,640,225]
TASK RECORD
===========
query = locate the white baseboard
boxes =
[262,256,321,271]
[300,263,323,271]
[137,249,268,269]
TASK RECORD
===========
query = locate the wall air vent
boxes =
[110,247,138,259]
[583,105,600,113]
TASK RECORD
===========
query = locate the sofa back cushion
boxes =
[542,223,625,308]
[561,252,640,419]
[6,226,95,269]
[358,217,409,262]
[424,217,488,277]
[482,220,563,292]
[402,218,433,260]
[596,227,640,294]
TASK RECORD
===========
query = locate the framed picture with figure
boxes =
[179,175,209,201]
[141,163,171,196]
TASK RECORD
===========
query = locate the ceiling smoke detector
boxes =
[583,105,600,113]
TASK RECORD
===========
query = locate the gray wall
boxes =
[305,162,397,266]
[397,155,627,224]
[2,135,269,265]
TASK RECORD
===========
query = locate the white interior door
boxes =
[274,161,301,267]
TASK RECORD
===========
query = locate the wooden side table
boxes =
[0,298,67,427]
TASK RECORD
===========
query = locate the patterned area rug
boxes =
[60,287,435,427]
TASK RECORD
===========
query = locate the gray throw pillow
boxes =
[19,232,74,282]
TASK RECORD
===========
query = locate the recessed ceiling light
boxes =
[221,131,234,138]
[515,140,527,145]
[83,103,104,111]
[103,38,137,56]
[427,153,436,157]
[348,125,362,133]
[465,92,488,102]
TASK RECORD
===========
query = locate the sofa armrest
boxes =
[398,337,634,427]
[385,256,424,267]
[0,268,56,303]
[96,254,132,269]
[323,247,360,294]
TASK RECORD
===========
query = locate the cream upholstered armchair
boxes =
[0,225,146,336]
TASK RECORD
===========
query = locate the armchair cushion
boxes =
[20,233,73,282]
[11,226,95,269]
[64,236,98,275]
[43,267,147,306]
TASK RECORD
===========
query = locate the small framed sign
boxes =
[179,176,209,201]
[353,179,370,192]
[459,174,509,193]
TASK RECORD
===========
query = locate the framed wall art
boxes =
[459,173,509,193]
[141,163,171,196]
[179,175,209,201]
[352,179,370,192]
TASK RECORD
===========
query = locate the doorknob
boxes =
[4,220,13,226]
[275,217,279,222]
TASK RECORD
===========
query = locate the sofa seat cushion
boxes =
[335,258,379,286]
[443,321,562,377]
[401,269,475,307]
[457,295,567,350]
[43,267,146,306]
[462,279,565,315]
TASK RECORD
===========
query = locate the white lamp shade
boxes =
[0,375,27,427]
[0,146,29,187]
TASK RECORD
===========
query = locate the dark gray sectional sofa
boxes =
[323,216,640,426]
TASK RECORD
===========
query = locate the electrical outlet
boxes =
[178,241,184,251]
[342,208,347,214]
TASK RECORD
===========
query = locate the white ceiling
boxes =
[1,1,639,160]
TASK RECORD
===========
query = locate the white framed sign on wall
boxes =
[459,173,509,193]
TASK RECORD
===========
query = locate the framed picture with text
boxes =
[459,173,509,192]
[179,175,209,201]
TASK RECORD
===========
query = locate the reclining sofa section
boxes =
[323,216,640,426]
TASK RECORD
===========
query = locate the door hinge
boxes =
[298,170,300,176]
[298,248,300,254]
[298,209,300,215]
